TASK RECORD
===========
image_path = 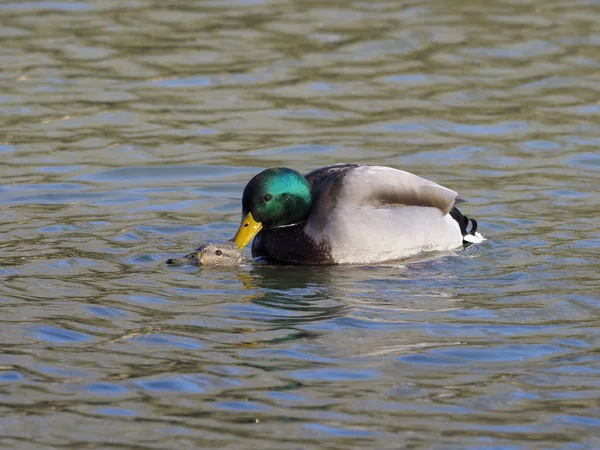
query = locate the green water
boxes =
[1,0,599,448]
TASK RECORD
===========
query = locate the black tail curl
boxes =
[450,206,478,244]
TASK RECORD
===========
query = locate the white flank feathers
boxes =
[304,166,471,264]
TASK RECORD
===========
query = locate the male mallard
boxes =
[233,164,482,264]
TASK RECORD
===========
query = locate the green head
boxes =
[241,168,312,228]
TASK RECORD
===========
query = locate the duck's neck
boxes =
[269,220,307,230]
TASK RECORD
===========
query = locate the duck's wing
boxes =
[306,164,461,231]
[305,163,361,197]
[349,165,460,214]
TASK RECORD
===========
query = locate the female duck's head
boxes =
[167,241,243,266]
[234,168,312,249]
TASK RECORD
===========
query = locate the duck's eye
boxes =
[215,250,222,256]
[264,194,272,202]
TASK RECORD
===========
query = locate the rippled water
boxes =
[2,0,600,448]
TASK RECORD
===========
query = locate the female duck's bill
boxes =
[166,241,243,266]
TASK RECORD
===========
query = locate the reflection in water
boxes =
[238,264,351,325]
[1,0,600,447]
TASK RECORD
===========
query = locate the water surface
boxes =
[1,0,600,448]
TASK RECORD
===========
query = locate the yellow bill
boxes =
[234,212,263,249]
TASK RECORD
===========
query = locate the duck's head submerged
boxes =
[167,241,243,266]
[234,168,312,249]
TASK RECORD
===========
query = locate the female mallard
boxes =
[167,241,243,266]
[233,164,482,264]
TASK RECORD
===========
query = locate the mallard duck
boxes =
[167,241,243,266]
[233,164,482,265]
